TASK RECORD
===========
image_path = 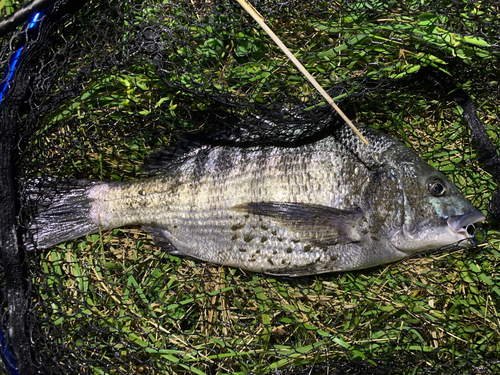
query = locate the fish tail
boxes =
[25,178,100,250]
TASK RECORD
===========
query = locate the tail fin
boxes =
[26,178,100,250]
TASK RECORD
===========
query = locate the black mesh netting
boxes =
[1,0,500,374]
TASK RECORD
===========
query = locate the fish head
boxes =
[374,143,486,255]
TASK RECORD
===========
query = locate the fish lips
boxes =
[447,211,486,244]
[390,210,486,254]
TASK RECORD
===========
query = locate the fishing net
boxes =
[1,0,499,373]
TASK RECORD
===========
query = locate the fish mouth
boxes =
[390,210,486,254]
[447,211,486,241]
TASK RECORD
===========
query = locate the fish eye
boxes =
[427,178,447,197]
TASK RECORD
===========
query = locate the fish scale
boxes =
[29,124,485,276]
[165,141,355,270]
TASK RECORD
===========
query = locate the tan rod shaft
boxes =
[235,0,369,145]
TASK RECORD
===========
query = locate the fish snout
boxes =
[447,211,486,243]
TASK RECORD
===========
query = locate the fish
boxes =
[28,122,485,276]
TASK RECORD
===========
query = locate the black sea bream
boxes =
[30,123,485,276]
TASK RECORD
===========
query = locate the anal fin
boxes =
[143,226,193,258]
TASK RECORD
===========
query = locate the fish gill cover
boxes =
[0,0,499,374]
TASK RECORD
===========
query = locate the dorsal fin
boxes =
[143,136,208,175]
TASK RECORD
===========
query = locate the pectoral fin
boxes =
[232,202,362,246]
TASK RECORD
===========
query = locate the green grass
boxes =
[20,0,500,373]
[35,232,500,374]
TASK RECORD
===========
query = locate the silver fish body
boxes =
[31,124,485,276]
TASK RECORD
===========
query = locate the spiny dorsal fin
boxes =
[144,137,208,175]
